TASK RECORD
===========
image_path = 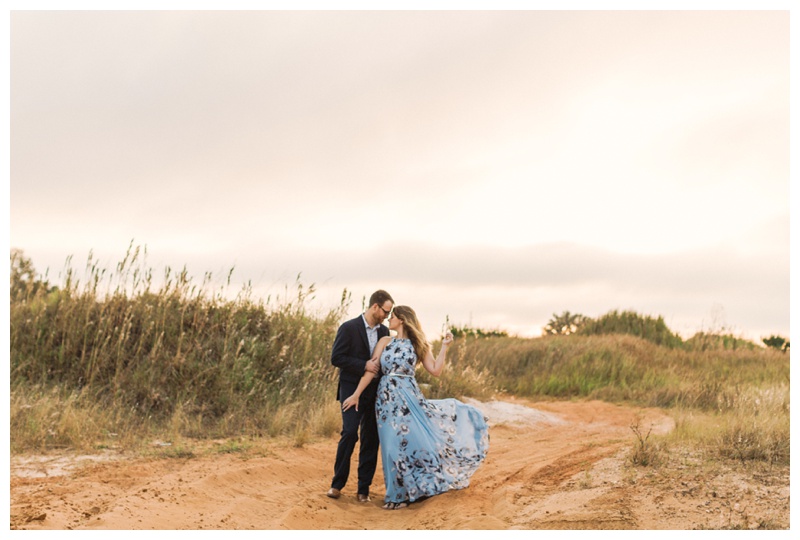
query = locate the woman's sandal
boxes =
[382,502,409,510]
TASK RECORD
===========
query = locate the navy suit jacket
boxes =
[331,315,390,400]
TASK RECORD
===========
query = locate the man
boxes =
[327,289,394,502]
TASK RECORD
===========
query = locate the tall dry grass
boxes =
[446,333,790,465]
[10,248,790,466]
[11,246,349,452]
[443,333,788,407]
[668,384,790,466]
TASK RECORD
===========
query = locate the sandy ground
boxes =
[10,398,790,530]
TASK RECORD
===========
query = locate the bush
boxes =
[578,310,684,348]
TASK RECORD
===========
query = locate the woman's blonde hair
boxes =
[393,305,430,361]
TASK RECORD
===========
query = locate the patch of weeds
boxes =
[160,446,196,459]
[718,423,789,466]
[628,417,665,467]
[579,468,593,489]
[623,469,637,485]
[693,524,746,531]
[249,446,279,459]
[292,430,310,448]
[215,439,251,454]
[753,518,782,530]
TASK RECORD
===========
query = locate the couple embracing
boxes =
[327,290,489,510]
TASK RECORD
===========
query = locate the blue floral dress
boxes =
[376,338,489,504]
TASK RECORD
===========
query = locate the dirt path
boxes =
[10,398,789,530]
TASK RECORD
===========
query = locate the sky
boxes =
[6,4,794,343]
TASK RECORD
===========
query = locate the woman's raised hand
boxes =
[442,331,454,347]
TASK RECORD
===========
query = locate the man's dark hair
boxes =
[369,289,394,308]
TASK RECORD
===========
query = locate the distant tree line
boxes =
[448,325,509,339]
[543,309,788,352]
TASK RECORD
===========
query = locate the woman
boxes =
[342,306,489,510]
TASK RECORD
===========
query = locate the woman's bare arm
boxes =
[421,332,453,377]
[341,336,392,411]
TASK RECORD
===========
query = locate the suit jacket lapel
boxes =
[356,315,370,353]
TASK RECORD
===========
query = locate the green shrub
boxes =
[578,310,684,348]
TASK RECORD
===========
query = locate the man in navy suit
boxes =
[327,289,394,502]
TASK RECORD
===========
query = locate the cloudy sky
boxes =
[8,6,793,342]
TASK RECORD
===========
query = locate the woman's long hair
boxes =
[393,305,430,361]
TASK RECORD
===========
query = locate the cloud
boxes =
[9,10,790,342]
[241,241,784,295]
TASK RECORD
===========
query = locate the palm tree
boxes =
[762,335,790,352]
[543,311,586,335]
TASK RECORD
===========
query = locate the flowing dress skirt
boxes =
[375,370,489,503]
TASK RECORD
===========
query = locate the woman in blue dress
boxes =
[342,306,489,510]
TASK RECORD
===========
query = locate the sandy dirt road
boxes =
[10,397,789,530]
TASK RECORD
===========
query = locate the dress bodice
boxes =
[380,338,417,377]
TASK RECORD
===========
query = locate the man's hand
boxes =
[365,358,380,375]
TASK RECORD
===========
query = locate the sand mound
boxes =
[463,397,567,427]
